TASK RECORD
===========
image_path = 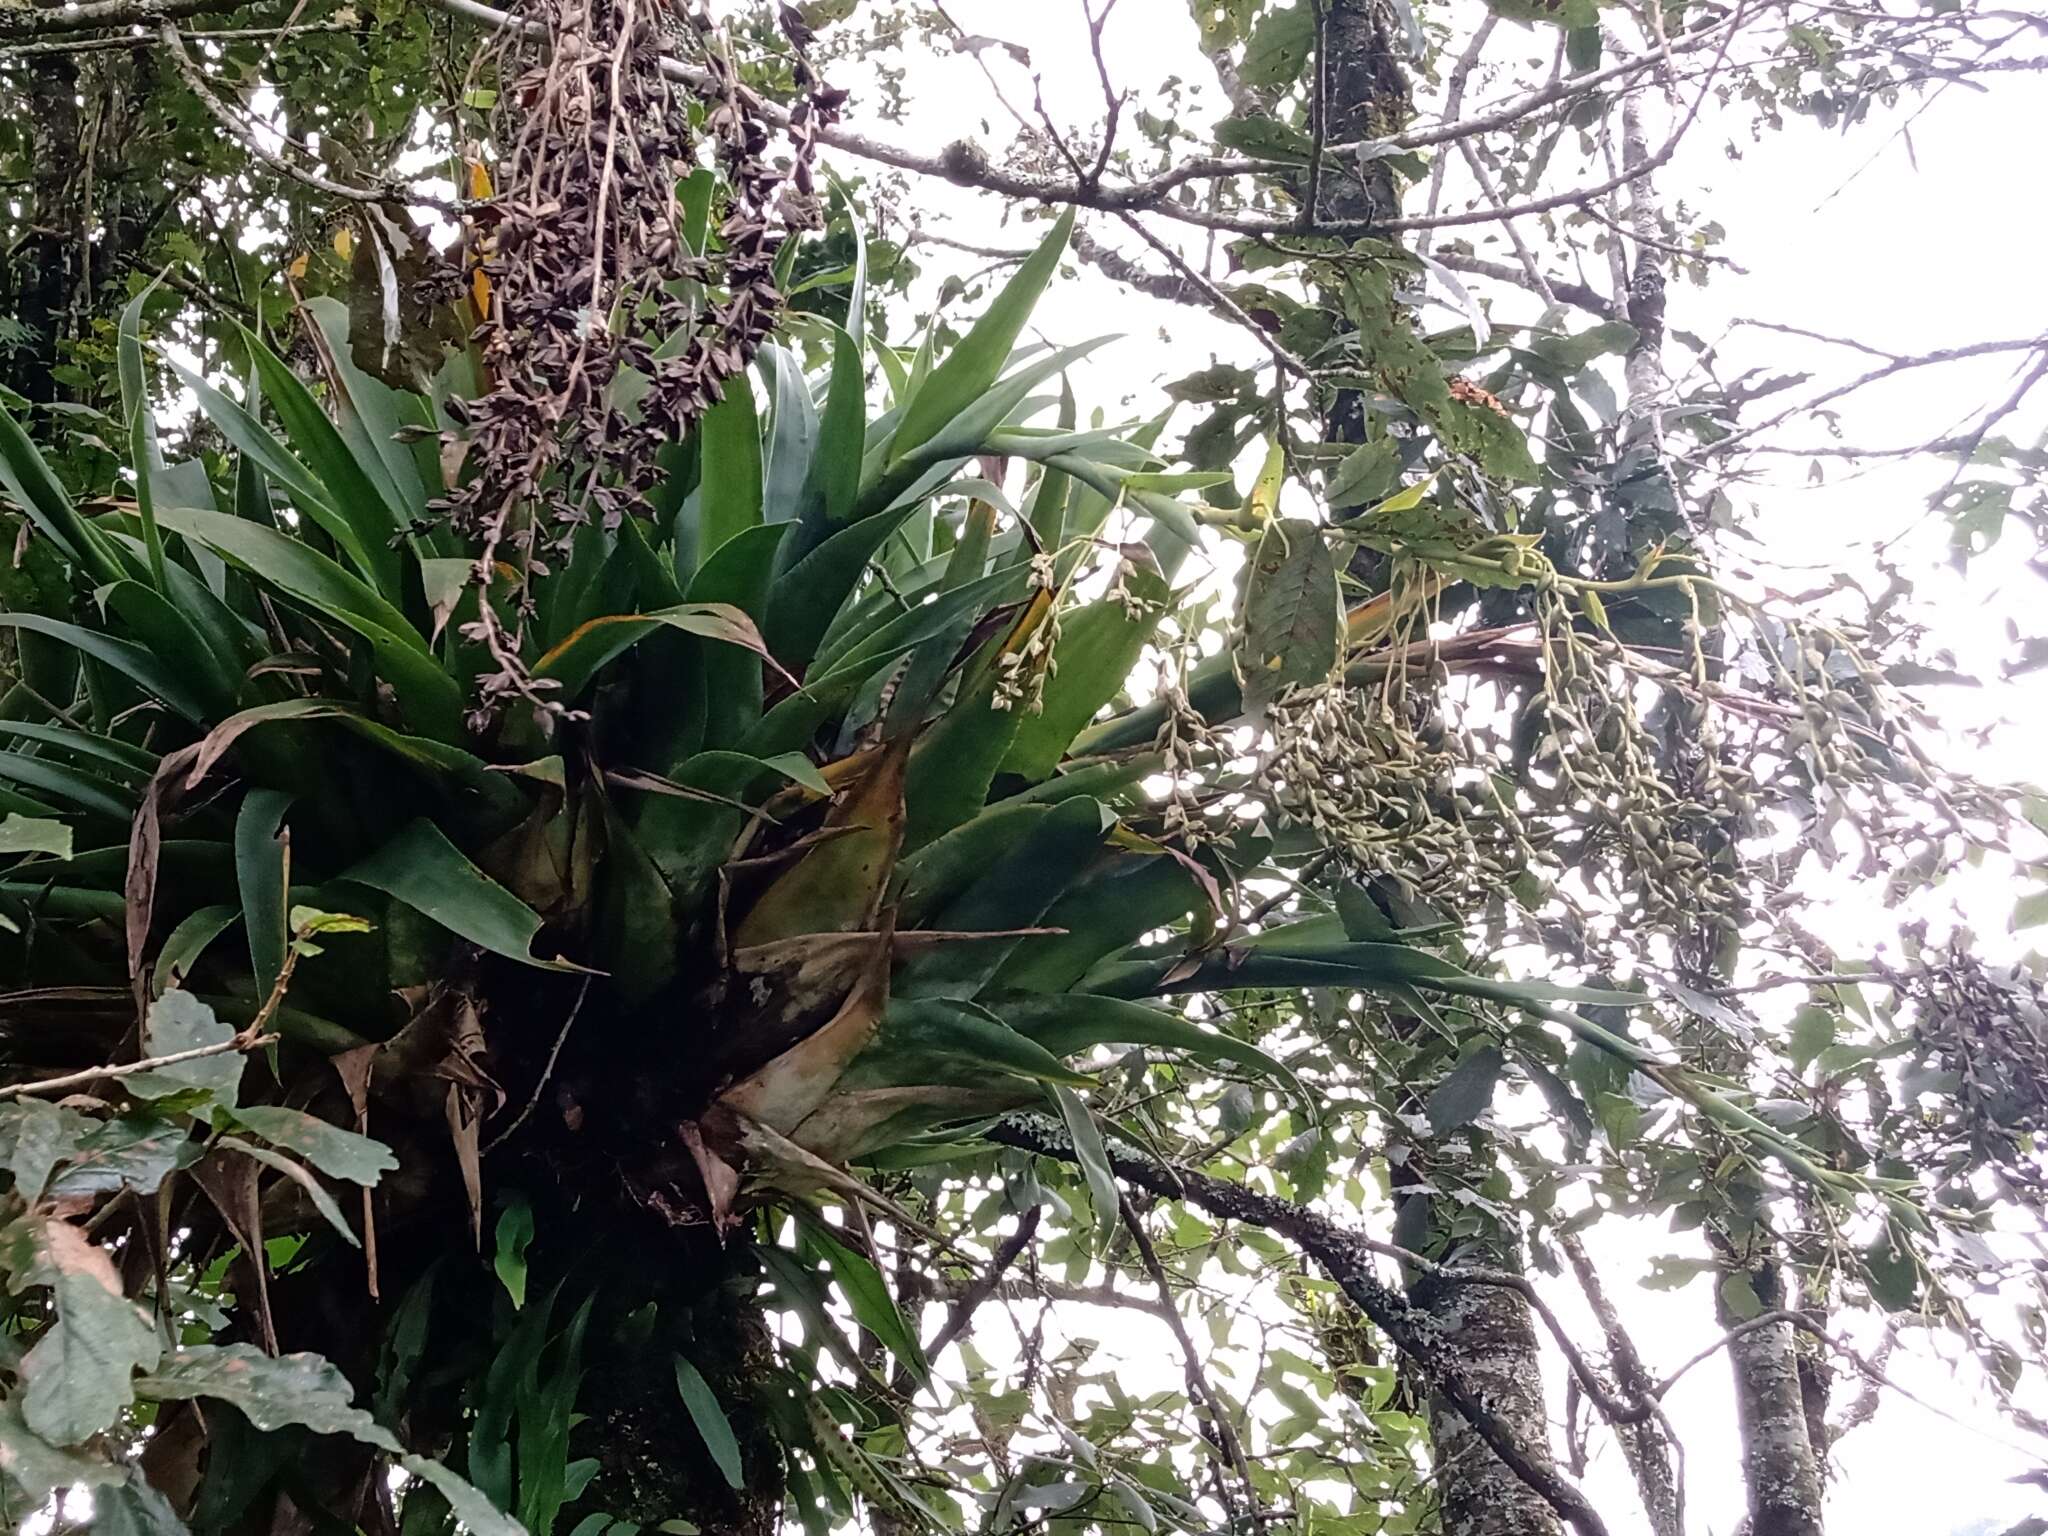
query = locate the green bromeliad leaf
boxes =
[888,208,1075,465]
[344,819,582,970]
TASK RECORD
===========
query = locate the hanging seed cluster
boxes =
[1224,536,2001,956]
[1900,935,2048,1199]
[443,0,842,722]
[1263,676,1533,906]
[1518,591,1750,934]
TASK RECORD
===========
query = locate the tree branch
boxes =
[986,1112,1614,1536]
[3,1026,275,1098]
[925,1203,1042,1359]
[1119,1194,1261,1521]
[0,0,223,40]
[1561,1233,1683,1536]
[23,0,1749,244]
[1427,250,1620,320]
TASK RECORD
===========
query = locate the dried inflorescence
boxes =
[1900,935,2048,1185]
[444,0,843,724]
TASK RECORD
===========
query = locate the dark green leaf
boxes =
[672,1355,744,1489]
[344,819,581,970]
[889,208,1074,464]
[1212,114,1314,163]
[150,504,462,740]
[236,789,292,1006]
[233,323,407,598]
[1235,518,1339,714]
[154,904,240,997]
[800,1217,928,1387]
[998,992,1306,1107]
[1050,1084,1120,1247]
[532,602,784,703]
[1425,1045,1506,1134]
[0,615,212,725]
[1326,440,1403,511]
[697,377,764,568]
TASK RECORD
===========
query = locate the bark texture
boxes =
[569,1295,783,1536]
[1317,0,1413,224]
[1413,1251,1565,1536]
[1717,1251,1827,1536]
[1400,1178,1565,1536]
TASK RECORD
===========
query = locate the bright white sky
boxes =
[801,4,2048,1533]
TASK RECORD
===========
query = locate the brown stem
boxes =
[986,1113,1614,1536]
[1118,1194,1261,1523]
[1560,1233,1683,1536]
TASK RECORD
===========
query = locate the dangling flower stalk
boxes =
[445,0,842,725]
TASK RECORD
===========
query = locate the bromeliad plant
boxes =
[0,206,1836,1534]
[0,209,1371,1533]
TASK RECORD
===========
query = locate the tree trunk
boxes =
[1404,1215,1564,1536]
[1717,1248,1827,1536]
[567,1293,784,1536]
[1392,1118,1564,1536]
[1316,0,1413,225]
[9,53,85,405]
[170,1126,783,1536]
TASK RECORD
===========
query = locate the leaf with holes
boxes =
[1234,518,1339,715]
[127,989,243,1106]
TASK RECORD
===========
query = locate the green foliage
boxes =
[0,216,1418,1533]
[1,5,2038,1530]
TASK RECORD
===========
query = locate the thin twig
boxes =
[1695,334,2048,463]
[1120,1194,1262,1526]
[1458,138,1559,307]
[1,1028,277,1099]
[1109,211,1317,380]
[1426,16,1498,220]
[0,20,351,56]
[482,976,591,1153]
[159,24,455,210]
[925,1204,1043,1359]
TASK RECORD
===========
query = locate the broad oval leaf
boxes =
[1234,517,1339,715]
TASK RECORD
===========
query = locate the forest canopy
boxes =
[0,3,2044,1536]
